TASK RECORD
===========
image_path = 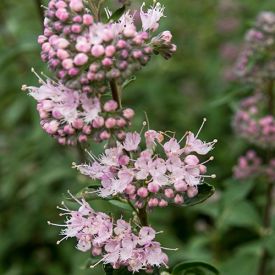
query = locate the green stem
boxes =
[138,207,148,226]
[110,79,122,109]
[257,80,274,275]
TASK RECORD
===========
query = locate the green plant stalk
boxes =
[257,80,274,275]
[110,79,122,109]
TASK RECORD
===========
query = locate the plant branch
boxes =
[257,80,274,275]
[138,207,148,226]
[110,79,122,109]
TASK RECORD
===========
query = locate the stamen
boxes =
[31,68,45,84]
[196,118,207,138]
[47,221,67,227]
[67,190,83,205]
[144,111,150,130]
[201,156,214,165]
[90,258,104,269]
[56,235,68,245]
[161,246,179,251]
[178,131,188,143]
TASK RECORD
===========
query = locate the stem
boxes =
[34,0,44,28]
[77,143,86,163]
[110,79,122,109]
[138,207,148,226]
[257,80,274,275]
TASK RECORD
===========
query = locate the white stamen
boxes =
[196,118,207,138]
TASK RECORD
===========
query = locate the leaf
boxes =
[172,261,219,275]
[107,6,126,23]
[108,199,133,211]
[182,183,215,207]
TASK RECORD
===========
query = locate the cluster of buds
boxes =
[48,193,168,272]
[75,120,216,209]
[233,150,262,180]
[233,150,275,182]
[235,11,275,86]
[22,73,134,145]
[233,93,275,148]
[39,0,176,92]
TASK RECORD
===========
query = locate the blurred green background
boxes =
[1,0,275,274]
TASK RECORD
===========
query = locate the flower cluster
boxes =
[22,73,134,145]
[235,11,275,86]
[48,194,168,272]
[233,150,262,180]
[233,93,275,148]
[233,150,275,182]
[39,0,176,92]
[75,121,216,209]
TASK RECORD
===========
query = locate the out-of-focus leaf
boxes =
[172,261,219,275]
[217,201,261,231]
[183,183,215,207]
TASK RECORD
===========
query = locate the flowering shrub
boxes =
[23,0,217,274]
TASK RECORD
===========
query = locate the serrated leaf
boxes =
[182,183,215,207]
[172,261,219,275]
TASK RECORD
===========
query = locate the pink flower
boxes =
[123,132,141,151]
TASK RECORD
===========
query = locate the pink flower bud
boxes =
[69,0,84,12]
[55,1,67,9]
[89,63,99,72]
[55,8,69,21]
[174,194,184,204]
[148,182,159,193]
[117,40,127,49]
[161,31,172,42]
[137,187,148,198]
[68,67,79,76]
[133,50,143,59]
[123,108,135,119]
[57,49,69,60]
[91,45,105,57]
[83,14,93,25]
[125,184,136,195]
[38,35,47,44]
[99,130,111,140]
[62,58,73,69]
[45,120,59,134]
[83,125,92,135]
[174,180,187,192]
[72,118,84,129]
[187,186,198,198]
[135,201,143,209]
[73,15,82,23]
[184,155,199,165]
[92,116,104,128]
[56,38,69,48]
[118,61,128,70]
[76,40,90,53]
[123,28,136,38]
[117,131,126,140]
[103,100,118,112]
[64,125,75,135]
[71,24,81,33]
[105,45,116,57]
[58,137,66,145]
[74,53,88,66]
[116,118,127,128]
[105,117,116,128]
[52,110,62,119]
[148,198,159,208]
[164,188,174,199]
[102,58,113,67]
[159,199,168,208]
[78,134,88,143]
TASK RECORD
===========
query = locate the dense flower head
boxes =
[234,11,275,86]
[39,0,176,92]
[233,150,262,180]
[48,193,168,272]
[233,93,275,148]
[75,120,217,209]
[233,150,275,182]
[22,72,134,145]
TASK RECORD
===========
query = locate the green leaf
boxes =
[107,5,126,23]
[108,199,133,211]
[172,261,219,275]
[183,183,215,207]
